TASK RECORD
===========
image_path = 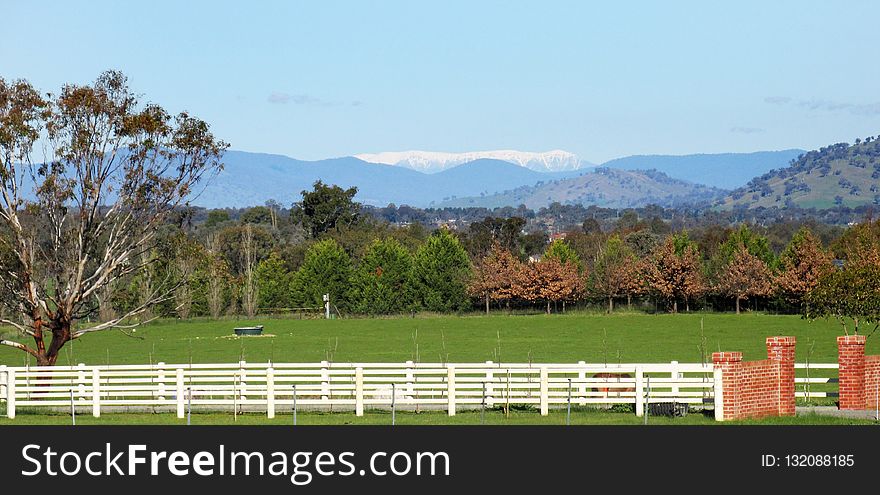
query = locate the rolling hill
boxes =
[601,150,804,190]
[719,138,880,209]
[436,167,727,209]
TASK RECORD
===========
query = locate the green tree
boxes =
[412,229,473,312]
[806,264,880,336]
[348,238,414,315]
[256,253,292,310]
[543,239,582,270]
[290,239,352,311]
[292,180,361,238]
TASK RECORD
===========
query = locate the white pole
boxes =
[6,368,15,419]
[355,367,364,417]
[0,365,6,405]
[713,367,724,422]
[540,368,549,416]
[91,368,101,418]
[266,367,275,419]
[635,367,644,417]
[176,368,185,419]
[447,366,456,416]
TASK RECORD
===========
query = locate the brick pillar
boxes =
[766,336,796,416]
[712,352,742,421]
[838,335,866,410]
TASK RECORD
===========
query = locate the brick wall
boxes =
[712,336,796,421]
[839,335,880,410]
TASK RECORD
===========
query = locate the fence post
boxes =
[355,367,364,417]
[5,368,14,419]
[540,368,549,416]
[713,367,724,421]
[320,360,329,401]
[0,365,6,403]
[176,368,185,419]
[447,366,456,416]
[91,368,101,418]
[239,360,248,402]
[485,361,494,407]
[635,367,644,417]
[670,361,680,396]
[405,360,414,399]
[157,362,166,401]
[577,361,586,405]
[266,367,275,419]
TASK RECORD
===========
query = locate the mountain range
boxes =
[192,147,825,209]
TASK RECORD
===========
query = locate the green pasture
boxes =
[1,312,872,367]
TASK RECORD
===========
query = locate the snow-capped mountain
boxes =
[354,150,589,173]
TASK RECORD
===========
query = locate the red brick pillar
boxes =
[712,352,742,421]
[838,335,866,410]
[766,336,796,416]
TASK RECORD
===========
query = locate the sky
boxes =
[2,0,879,163]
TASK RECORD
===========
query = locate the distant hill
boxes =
[719,138,880,209]
[602,150,804,189]
[196,152,585,208]
[436,168,727,209]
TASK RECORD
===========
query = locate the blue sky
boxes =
[2,1,878,163]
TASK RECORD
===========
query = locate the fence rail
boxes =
[0,361,726,419]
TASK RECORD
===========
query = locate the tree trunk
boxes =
[546,301,551,314]
[608,297,613,314]
[627,294,631,311]
[673,300,678,314]
[485,294,490,315]
[736,297,741,315]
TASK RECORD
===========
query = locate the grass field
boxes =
[0,311,873,367]
[2,312,875,425]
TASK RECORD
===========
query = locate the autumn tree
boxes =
[0,72,226,365]
[468,242,523,313]
[516,258,583,314]
[716,244,772,314]
[644,234,705,313]
[591,234,638,313]
[775,227,833,308]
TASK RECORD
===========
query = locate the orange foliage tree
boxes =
[644,235,705,313]
[716,244,773,314]
[468,242,523,313]
[775,228,833,308]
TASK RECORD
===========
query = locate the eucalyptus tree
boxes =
[0,71,227,365]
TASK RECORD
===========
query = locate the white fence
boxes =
[0,361,724,420]
[795,362,839,400]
